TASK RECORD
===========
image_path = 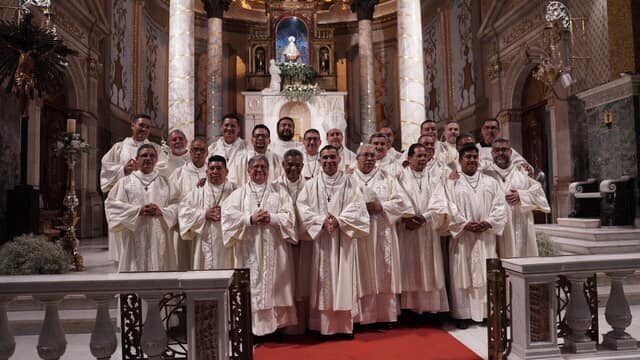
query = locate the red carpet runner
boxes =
[254,326,482,360]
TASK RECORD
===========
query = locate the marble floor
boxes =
[8,240,640,359]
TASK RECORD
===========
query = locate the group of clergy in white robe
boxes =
[100,113,550,337]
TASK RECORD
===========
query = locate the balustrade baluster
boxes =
[0,297,15,360]
[87,294,118,360]
[34,295,67,360]
[603,271,637,350]
[564,275,596,353]
[140,293,167,360]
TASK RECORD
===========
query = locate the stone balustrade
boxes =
[500,254,640,359]
[0,270,235,360]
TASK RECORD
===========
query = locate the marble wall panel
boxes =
[423,16,444,122]
[586,96,638,180]
[110,0,133,111]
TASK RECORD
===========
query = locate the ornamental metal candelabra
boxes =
[60,145,84,271]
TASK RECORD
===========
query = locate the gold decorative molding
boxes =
[54,11,86,42]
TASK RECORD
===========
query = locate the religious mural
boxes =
[142,13,167,128]
[373,44,398,131]
[423,17,443,122]
[110,0,133,111]
[451,0,476,111]
[276,16,309,64]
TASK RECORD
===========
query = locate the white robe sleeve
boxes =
[100,143,126,193]
[486,179,507,236]
[333,179,370,239]
[178,188,207,240]
[380,176,412,225]
[105,178,141,232]
[220,187,248,247]
[296,183,327,241]
[517,177,551,213]
[269,187,298,245]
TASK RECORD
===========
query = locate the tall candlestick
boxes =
[66,118,76,133]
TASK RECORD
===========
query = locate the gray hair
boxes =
[248,154,269,170]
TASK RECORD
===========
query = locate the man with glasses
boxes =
[301,129,322,179]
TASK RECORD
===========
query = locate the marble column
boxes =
[351,1,378,143]
[169,0,195,141]
[203,0,230,144]
[397,0,426,150]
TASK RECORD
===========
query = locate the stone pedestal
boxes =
[168,0,195,141]
[397,0,425,149]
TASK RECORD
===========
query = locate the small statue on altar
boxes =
[283,35,300,62]
[255,47,265,73]
[319,47,330,74]
[263,59,281,93]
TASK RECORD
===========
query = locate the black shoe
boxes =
[455,319,469,329]
[323,333,354,341]
[422,313,443,327]
[380,322,397,330]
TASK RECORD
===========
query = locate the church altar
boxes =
[241,91,348,142]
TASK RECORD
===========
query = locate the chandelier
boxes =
[533,1,575,91]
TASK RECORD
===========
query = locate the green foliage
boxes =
[536,232,557,257]
[278,62,316,85]
[281,83,321,101]
[0,233,72,275]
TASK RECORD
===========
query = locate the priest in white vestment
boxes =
[297,145,370,337]
[302,129,322,179]
[156,129,190,178]
[271,116,304,157]
[208,114,247,180]
[436,144,506,328]
[420,119,447,162]
[370,132,401,176]
[484,139,550,257]
[352,145,410,325]
[396,144,449,315]
[435,121,460,168]
[379,127,403,161]
[168,138,209,270]
[105,144,178,272]
[327,128,356,173]
[230,125,283,185]
[221,155,298,336]
[100,114,160,262]
[179,155,236,269]
[273,149,311,333]
[477,118,528,170]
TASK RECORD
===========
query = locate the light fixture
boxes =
[532,1,573,92]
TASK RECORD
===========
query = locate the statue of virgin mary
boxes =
[283,36,300,62]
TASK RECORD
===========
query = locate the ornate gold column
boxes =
[169,0,195,140]
[351,1,378,142]
[397,0,425,149]
[203,0,230,143]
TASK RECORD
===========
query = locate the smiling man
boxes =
[178,155,236,270]
[157,129,191,177]
[326,128,356,172]
[208,113,246,167]
[271,116,304,156]
[297,145,369,339]
[105,144,179,272]
[352,144,410,326]
[222,155,298,337]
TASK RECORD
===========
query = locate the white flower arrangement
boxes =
[53,132,91,157]
[160,138,170,156]
[281,83,321,101]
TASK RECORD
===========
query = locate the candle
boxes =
[66,118,76,133]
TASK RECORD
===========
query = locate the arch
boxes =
[503,46,546,111]
[279,101,311,141]
[63,56,85,111]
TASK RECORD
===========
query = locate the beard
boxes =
[279,131,294,141]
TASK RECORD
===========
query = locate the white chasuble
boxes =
[178,181,236,269]
[396,167,449,313]
[100,137,160,262]
[444,172,506,321]
[228,150,283,185]
[338,147,357,172]
[271,139,304,158]
[477,144,529,170]
[352,168,411,324]
[208,137,246,182]
[156,151,190,178]
[105,170,178,272]
[296,171,370,334]
[484,164,550,258]
[302,152,321,180]
[221,182,298,336]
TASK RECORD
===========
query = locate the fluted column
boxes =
[87,294,117,360]
[603,271,637,350]
[140,293,168,360]
[169,0,195,141]
[564,275,596,353]
[0,297,15,360]
[351,1,378,143]
[34,295,67,360]
[397,0,425,150]
[202,0,230,144]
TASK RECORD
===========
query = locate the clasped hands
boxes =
[206,205,222,222]
[505,189,520,205]
[464,221,492,233]
[250,209,271,225]
[140,203,161,217]
[366,200,383,215]
[323,214,339,234]
[403,215,426,230]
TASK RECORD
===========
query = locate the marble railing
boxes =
[491,254,640,360]
[0,270,235,360]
